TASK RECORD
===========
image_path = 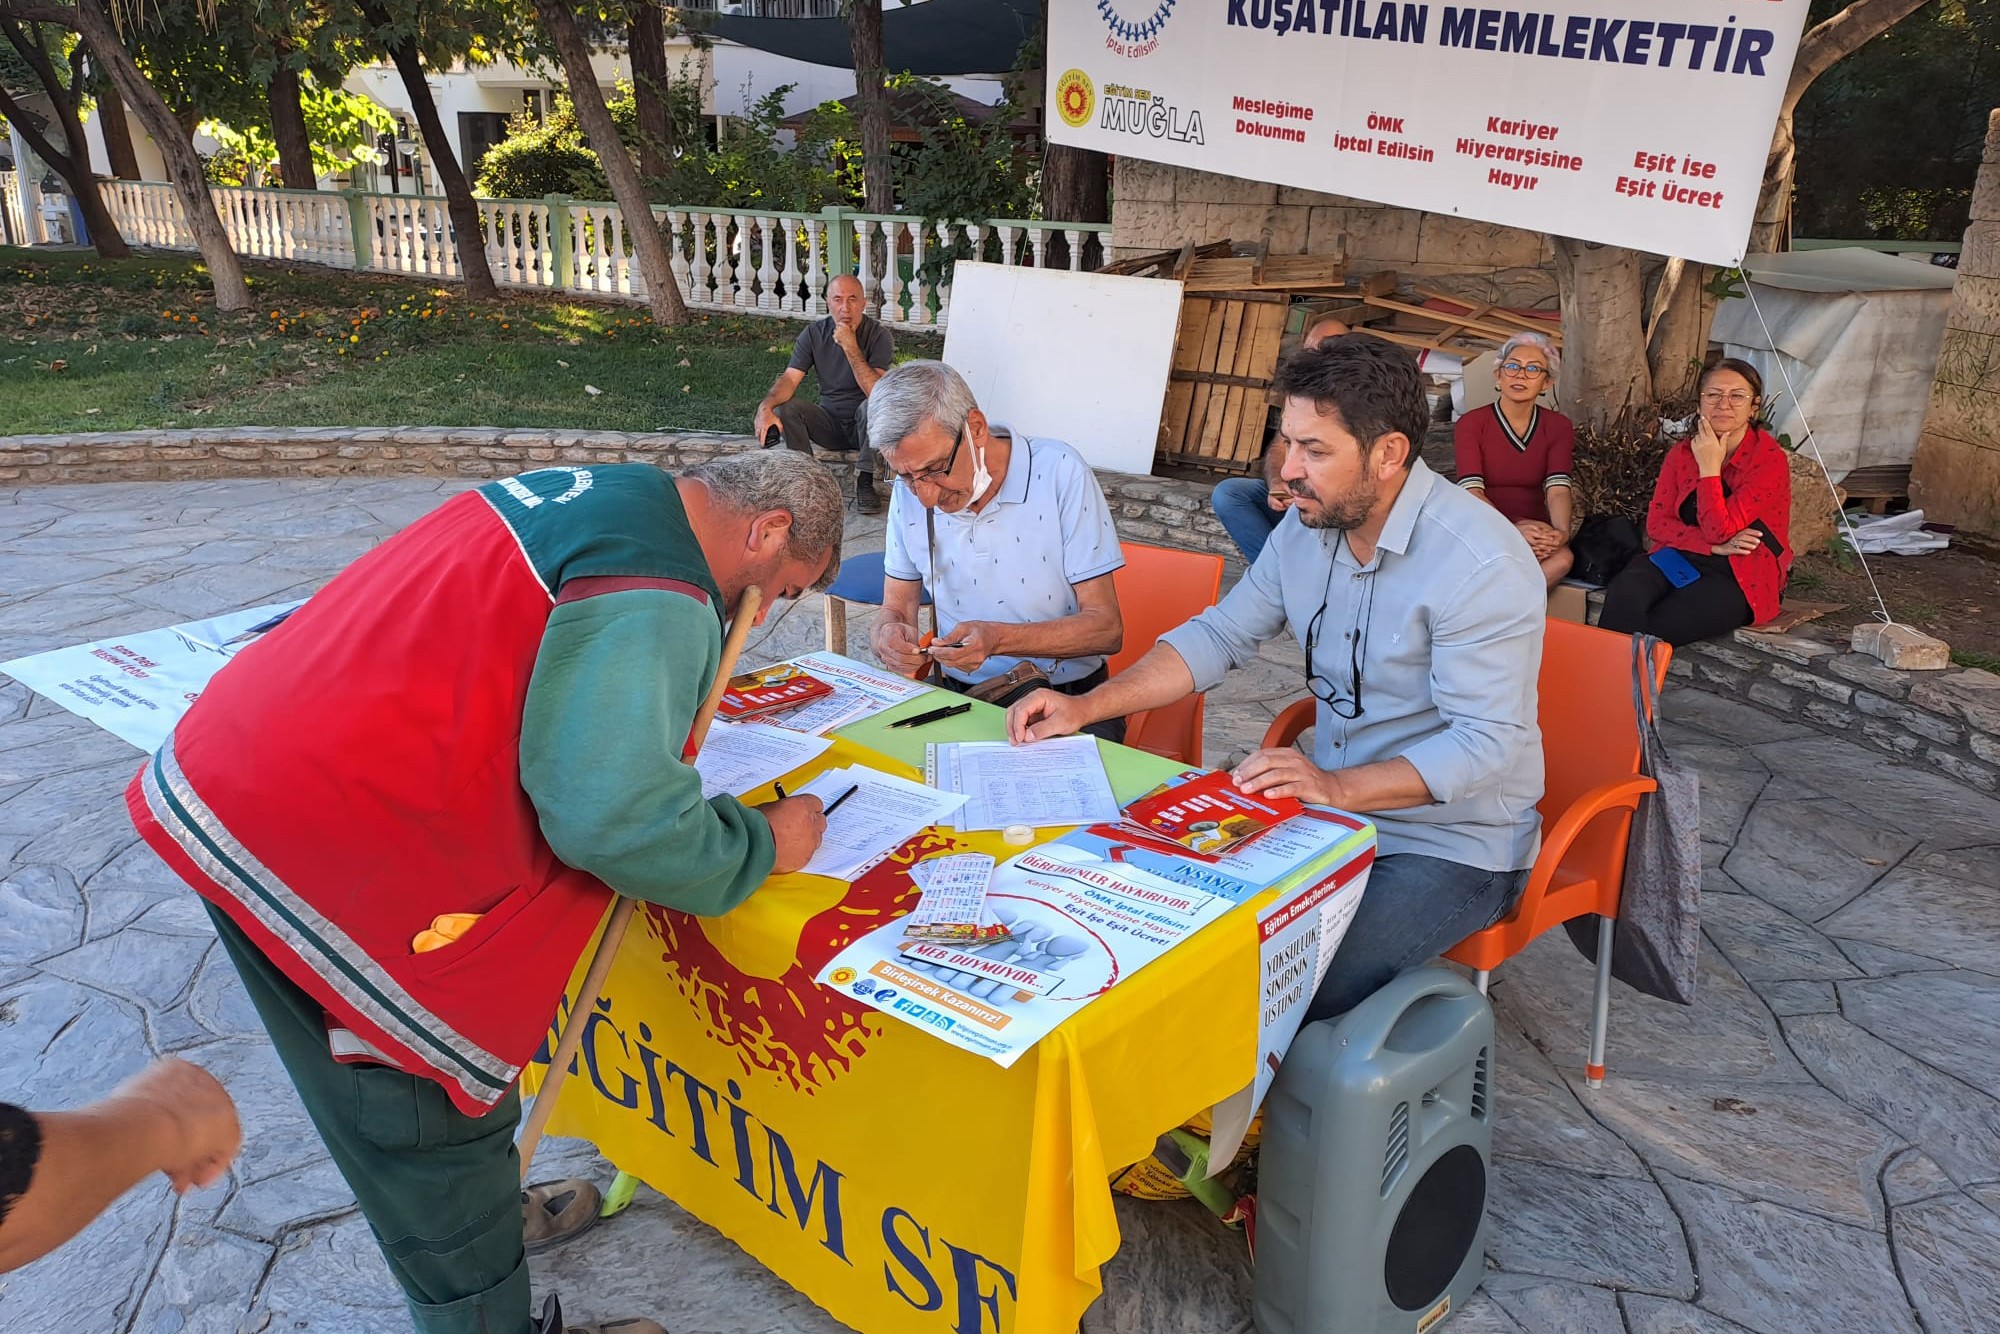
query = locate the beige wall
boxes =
[1910,110,2000,538]
[1111,158,1561,309]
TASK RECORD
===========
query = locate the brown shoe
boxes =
[854,472,883,514]
[523,1178,601,1253]
[534,1293,666,1334]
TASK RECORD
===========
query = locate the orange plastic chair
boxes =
[1260,619,1671,1086]
[1110,543,1225,766]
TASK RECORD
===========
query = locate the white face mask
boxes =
[966,436,994,507]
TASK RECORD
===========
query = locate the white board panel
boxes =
[940,262,1182,476]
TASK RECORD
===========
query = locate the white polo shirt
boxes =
[883,427,1124,686]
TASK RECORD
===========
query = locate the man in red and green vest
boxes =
[127,454,844,1334]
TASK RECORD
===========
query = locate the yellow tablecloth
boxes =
[523,698,1329,1334]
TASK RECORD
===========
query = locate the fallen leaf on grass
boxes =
[557,359,570,368]
[676,358,690,368]
[84,407,100,414]
[585,384,603,396]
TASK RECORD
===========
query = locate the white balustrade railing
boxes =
[86,183,1112,333]
[0,172,31,247]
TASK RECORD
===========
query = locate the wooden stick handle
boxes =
[519,585,765,1177]
[688,585,762,755]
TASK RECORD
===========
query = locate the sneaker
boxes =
[854,473,883,515]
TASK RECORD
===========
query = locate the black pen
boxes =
[773,781,787,799]
[822,784,860,815]
[889,701,973,729]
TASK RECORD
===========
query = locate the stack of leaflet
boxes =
[1109,771,1303,858]
[1053,770,1373,907]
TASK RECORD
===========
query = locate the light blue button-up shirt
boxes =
[884,428,1124,686]
[1161,459,1546,871]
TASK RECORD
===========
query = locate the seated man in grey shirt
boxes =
[753,274,896,514]
[1009,336,1546,1019]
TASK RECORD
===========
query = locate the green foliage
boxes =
[887,74,1037,292]
[651,82,857,212]
[1705,266,1747,302]
[473,72,856,213]
[1794,0,2000,241]
[473,102,605,199]
[202,79,394,185]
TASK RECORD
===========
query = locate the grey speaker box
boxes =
[1253,967,1495,1334]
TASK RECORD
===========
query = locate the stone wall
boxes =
[1112,159,1562,308]
[0,426,1243,560]
[1909,108,2000,537]
[1670,628,2000,793]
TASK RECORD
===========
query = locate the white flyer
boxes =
[775,651,935,735]
[0,600,306,753]
[818,844,1234,1067]
[793,765,968,881]
[691,721,831,801]
[926,736,1122,832]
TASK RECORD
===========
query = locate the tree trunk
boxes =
[1747,110,1797,255]
[1041,142,1106,222]
[64,0,245,303]
[269,63,317,190]
[536,0,690,325]
[0,23,129,256]
[93,67,140,179]
[627,0,673,181]
[358,0,498,299]
[848,0,891,215]
[1552,238,1651,431]
[1645,257,1716,400]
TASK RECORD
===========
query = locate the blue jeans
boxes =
[1211,477,1283,564]
[1306,854,1528,1021]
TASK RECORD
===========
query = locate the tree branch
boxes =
[0,80,77,178]
[1786,0,1930,110]
[0,3,76,25]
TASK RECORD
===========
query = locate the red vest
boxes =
[128,467,720,1114]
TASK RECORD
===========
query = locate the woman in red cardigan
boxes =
[1599,359,1792,646]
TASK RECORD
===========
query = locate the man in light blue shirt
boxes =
[1010,336,1546,1017]
[867,360,1127,741]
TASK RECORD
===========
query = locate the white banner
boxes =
[1048,0,1813,265]
[0,601,304,753]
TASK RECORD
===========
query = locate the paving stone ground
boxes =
[3,477,1999,1334]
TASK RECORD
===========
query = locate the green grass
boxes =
[0,248,942,435]
[1952,649,2000,674]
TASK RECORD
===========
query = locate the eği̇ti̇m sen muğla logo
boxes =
[1055,69,1095,128]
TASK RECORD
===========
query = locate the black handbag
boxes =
[1569,515,1644,585]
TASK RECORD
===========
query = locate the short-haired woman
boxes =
[1452,332,1574,587]
[1598,358,1792,646]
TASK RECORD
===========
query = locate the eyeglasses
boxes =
[1498,361,1548,377]
[1303,561,1372,720]
[1700,389,1755,406]
[889,427,964,489]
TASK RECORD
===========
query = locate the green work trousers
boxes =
[207,904,534,1334]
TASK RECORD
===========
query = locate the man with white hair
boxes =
[753,273,896,513]
[866,360,1129,741]
[127,453,843,1334]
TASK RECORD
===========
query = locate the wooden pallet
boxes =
[1158,294,1289,473]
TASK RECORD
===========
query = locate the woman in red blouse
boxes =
[1598,359,1792,646]
[1453,332,1575,587]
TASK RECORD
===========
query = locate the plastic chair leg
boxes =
[1473,969,1491,996]
[1586,916,1613,1088]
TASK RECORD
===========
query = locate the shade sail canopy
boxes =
[697,0,1038,76]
